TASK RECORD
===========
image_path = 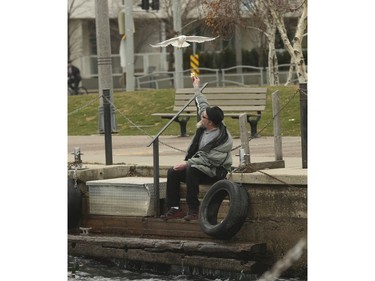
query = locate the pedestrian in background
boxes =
[68,61,82,94]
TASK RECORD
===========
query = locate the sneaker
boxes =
[184,208,199,221]
[160,208,185,220]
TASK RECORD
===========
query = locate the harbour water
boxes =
[68,255,305,281]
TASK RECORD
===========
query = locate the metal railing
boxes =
[78,54,306,89]
[221,65,264,86]
[136,68,220,89]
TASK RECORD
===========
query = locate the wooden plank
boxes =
[68,234,267,256]
[152,113,196,117]
[68,235,267,273]
[176,87,267,94]
[174,105,265,111]
[142,220,208,239]
[175,100,266,106]
[81,214,208,238]
[204,93,267,99]
[174,96,267,102]
[153,112,264,118]
[207,105,265,111]
[175,93,267,100]
[226,113,260,117]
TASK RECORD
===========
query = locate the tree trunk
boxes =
[284,57,295,86]
[293,2,308,83]
[273,51,279,85]
[260,2,279,86]
[267,23,277,85]
[265,0,308,83]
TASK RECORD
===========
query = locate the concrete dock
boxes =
[67,135,307,179]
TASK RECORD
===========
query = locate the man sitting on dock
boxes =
[161,76,233,221]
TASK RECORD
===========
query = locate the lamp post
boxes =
[95,0,117,133]
[124,0,135,91]
[173,0,183,89]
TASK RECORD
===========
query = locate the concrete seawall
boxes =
[68,135,307,278]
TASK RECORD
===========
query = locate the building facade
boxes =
[68,0,306,89]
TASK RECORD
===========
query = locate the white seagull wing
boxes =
[150,37,179,48]
[185,36,218,43]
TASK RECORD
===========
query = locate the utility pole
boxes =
[160,20,168,71]
[124,0,135,91]
[95,0,117,132]
[235,25,242,74]
[172,0,183,89]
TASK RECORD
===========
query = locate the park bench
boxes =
[152,87,267,137]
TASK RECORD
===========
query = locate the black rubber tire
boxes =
[199,180,249,239]
[68,177,82,229]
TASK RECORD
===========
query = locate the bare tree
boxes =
[202,0,281,85]
[243,1,280,85]
[67,0,88,62]
[202,0,307,85]
[263,0,308,83]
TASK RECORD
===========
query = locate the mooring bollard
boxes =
[71,147,83,168]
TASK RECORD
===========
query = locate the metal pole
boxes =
[299,83,307,168]
[124,0,135,91]
[173,0,183,89]
[95,0,117,132]
[272,90,283,160]
[103,89,113,165]
[153,137,160,217]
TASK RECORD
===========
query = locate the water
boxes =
[68,256,305,281]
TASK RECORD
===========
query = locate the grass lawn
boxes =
[68,85,302,138]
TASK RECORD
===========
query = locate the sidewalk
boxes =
[68,135,307,178]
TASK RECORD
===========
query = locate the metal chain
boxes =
[231,88,300,152]
[229,164,297,188]
[257,170,297,188]
[101,94,187,154]
[72,165,78,189]
[68,94,102,116]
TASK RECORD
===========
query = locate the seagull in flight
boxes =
[150,35,218,48]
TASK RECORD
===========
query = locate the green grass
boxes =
[68,85,302,137]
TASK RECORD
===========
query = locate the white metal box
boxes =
[86,177,167,217]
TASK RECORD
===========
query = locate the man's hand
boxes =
[192,76,200,89]
[173,161,188,171]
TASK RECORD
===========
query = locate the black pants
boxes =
[166,165,223,210]
[68,77,81,93]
